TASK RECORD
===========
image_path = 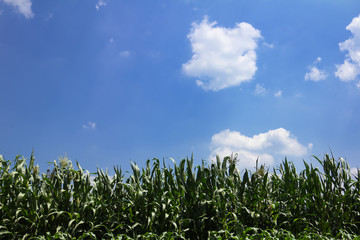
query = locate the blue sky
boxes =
[1,0,360,173]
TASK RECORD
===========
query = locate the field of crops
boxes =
[1,152,360,239]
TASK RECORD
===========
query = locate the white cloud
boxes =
[109,37,114,43]
[274,90,282,97]
[82,121,96,129]
[307,143,313,150]
[305,66,328,81]
[351,167,359,177]
[119,50,130,57]
[335,60,359,82]
[3,0,34,19]
[96,0,107,11]
[263,42,274,48]
[305,57,327,81]
[183,16,262,91]
[254,83,266,96]
[335,14,360,86]
[209,128,311,169]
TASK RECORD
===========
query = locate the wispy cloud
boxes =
[45,12,53,21]
[305,57,327,81]
[335,14,360,87]
[3,0,34,19]
[254,84,267,96]
[209,128,312,169]
[119,50,130,57]
[95,0,107,11]
[263,42,274,48]
[82,121,96,130]
[183,16,263,91]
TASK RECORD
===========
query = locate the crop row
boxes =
[0,152,360,239]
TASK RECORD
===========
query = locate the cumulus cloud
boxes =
[305,57,327,81]
[336,60,359,82]
[82,121,96,129]
[274,90,282,97]
[183,16,262,91]
[305,67,327,81]
[209,128,311,169]
[3,0,34,19]
[335,15,360,85]
[96,0,106,11]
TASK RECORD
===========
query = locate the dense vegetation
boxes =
[1,152,360,239]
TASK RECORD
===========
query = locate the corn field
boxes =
[1,152,360,239]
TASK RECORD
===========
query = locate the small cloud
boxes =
[305,57,327,81]
[119,50,130,57]
[263,42,274,48]
[96,0,107,11]
[109,37,114,43]
[274,90,282,97]
[305,66,328,81]
[82,121,96,130]
[3,0,34,19]
[254,84,266,96]
[209,128,311,169]
[196,79,203,87]
[183,16,263,91]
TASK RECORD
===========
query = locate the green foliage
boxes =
[0,152,360,239]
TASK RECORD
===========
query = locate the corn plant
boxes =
[1,152,360,239]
